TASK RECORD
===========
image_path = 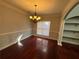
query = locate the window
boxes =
[37,21,50,36]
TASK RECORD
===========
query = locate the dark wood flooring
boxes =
[0,36,79,59]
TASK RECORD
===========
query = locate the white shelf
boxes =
[62,37,79,45]
[63,36,79,40]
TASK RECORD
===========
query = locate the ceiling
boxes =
[2,0,70,15]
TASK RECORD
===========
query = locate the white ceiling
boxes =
[3,0,70,15]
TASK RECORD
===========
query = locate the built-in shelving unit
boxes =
[62,17,79,45]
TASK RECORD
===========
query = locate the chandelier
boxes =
[29,5,41,23]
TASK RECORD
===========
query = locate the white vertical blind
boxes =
[37,21,50,36]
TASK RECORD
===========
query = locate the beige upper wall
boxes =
[0,1,31,34]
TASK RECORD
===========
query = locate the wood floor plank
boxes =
[0,36,79,59]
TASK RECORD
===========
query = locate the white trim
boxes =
[0,34,32,51]
[0,29,31,36]
[0,41,17,51]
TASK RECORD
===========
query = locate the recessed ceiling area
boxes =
[2,0,70,15]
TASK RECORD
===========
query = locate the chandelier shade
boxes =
[29,5,41,23]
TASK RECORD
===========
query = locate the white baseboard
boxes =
[33,34,57,40]
[0,41,17,51]
[57,42,62,46]
[0,35,32,51]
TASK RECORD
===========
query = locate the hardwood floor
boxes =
[0,36,79,59]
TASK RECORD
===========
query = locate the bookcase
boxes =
[62,16,79,45]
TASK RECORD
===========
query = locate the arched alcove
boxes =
[62,3,79,45]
